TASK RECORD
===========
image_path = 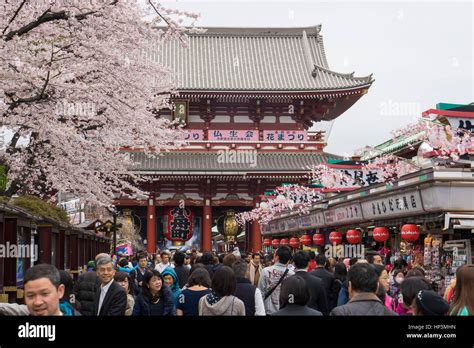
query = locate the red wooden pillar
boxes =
[38,226,52,264]
[4,218,17,301]
[250,198,262,253]
[202,197,212,252]
[147,196,156,253]
[70,234,78,273]
[58,230,65,270]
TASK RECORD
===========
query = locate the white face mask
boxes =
[395,276,404,284]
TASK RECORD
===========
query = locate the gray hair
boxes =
[96,256,113,268]
[232,260,248,278]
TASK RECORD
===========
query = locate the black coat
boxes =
[174,266,190,288]
[294,271,329,315]
[130,267,149,294]
[234,277,256,316]
[309,268,336,309]
[73,272,100,316]
[272,304,323,316]
[93,280,127,316]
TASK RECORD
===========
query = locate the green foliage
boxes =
[0,165,7,193]
[12,195,69,224]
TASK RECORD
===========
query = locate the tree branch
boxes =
[2,0,28,35]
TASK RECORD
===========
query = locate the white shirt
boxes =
[155,262,174,273]
[254,288,266,316]
[97,280,113,315]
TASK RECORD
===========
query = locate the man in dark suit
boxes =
[309,254,336,310]
[93,255,127,316]
[293,251,329,315]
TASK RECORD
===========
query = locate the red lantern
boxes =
[263,238,272,247]
[164,206,193,245]
[373,227,389,243]
[290,237,300,249]
[300,234,312,246]
[346,229,361,244]
[401,224,420,242]
[280,238,289,246]
[271,239,280,248]
[313,233,324,246]
[329,231,342,245]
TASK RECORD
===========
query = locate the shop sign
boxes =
[361,190,424,219]
[324,203,363,225]
[263,130,307,142]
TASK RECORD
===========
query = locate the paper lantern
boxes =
[164,206,193,246]
[280,238,289,246]
[263,238,272,247]
[313,233,325,246]
[271,239,280,248]
[289,237,300,249]
[329,231,342,245]
[300,234,312,246]
[401,224,420,242]
[346,229,361,244]
[373,227,389,243]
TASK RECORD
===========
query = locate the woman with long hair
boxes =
[450,264,474,316]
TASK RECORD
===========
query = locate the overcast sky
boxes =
[160,0,473,156]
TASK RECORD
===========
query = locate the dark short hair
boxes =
[279,275,309,307]
[173,251,186,266]
[334,262,348,281]
[373,264,386,278]
[114,271,134,295]
[25,264,61,288]
[293,251,310,269]
[406,267,425,278]
[347,263,379,293]
[401,276,432,306]
[223,254,237,267]
[232,260,248,278]
[160,251,169,257]
[59,270,74,302]
[200,252,214,265]
[252,253,260,258]
[137,253,148,262]
[315,254,327,267]
[187,268,211,288]
[366,252,382,264]
[276,246,292,264]
[309,251,316,260]
[211,266,236,297]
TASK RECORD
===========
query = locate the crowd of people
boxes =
[1,246,473,316]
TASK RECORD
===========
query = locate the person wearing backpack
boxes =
[257,246,294,315]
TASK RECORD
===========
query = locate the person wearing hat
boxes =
[414,290,449,316]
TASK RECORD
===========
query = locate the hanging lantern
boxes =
[280,238,289,246]
[216,209,242,243]
[401,224,420,242]
[300,234,312,246]
[289,237,300,249]
[346,229,361,244]
[164,206,194,246]
[271,239,280,248]
[263,238,272,247]
[329,231,342,245]
[373,227,390,242]
[313,233,325,246]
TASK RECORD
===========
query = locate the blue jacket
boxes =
[161,268,182,305]
[132,286,176,316]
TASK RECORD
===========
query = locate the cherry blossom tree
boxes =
[0,0,200,205]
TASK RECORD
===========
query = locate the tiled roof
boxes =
[130,151,339,173]
[155,25,373,92]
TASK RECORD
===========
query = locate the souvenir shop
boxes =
[261,167,474,294]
